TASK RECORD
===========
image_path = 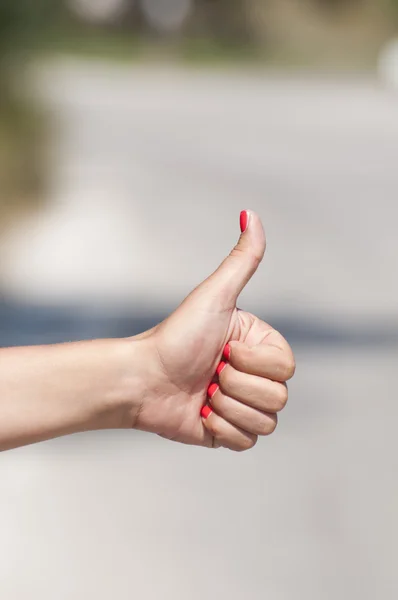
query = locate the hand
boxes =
[131,211,295,451]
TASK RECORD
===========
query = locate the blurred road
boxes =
[0,62,398,600]
[2,62,398,321]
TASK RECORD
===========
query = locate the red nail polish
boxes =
[223,344,231,361]
[208,383,219,399]
[216,361,227,376]
[201,405,213,419]
[240,210,248,233]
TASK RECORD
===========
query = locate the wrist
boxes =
[91,337,151,431]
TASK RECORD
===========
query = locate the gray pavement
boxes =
[0,62,397,599]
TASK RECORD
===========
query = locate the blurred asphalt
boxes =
[0,62,398,599]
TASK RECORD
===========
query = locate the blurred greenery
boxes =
[1,0,398,216]
[0,1,60,217]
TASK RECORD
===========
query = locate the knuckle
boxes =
[232,246,263,267]
[282,356,296,380]
[248,250,263,268]
[275,384,288,411]
[258,415,278,436]
[235,435,257,452]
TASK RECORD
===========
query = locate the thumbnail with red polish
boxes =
[240,210,248,233]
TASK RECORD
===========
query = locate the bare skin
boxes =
[0,211,295,452]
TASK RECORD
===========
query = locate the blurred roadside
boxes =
[1,6,398,600]
[1,0,398,224]
[1,1,398,341]
[1,60,398,345]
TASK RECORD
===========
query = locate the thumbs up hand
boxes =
[131,211,295,451]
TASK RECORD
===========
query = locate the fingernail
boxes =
[208,383,219,399]
[223,344,231,361]
[201,405,213,419]
[216,361,227,376]
[240,210,249,233]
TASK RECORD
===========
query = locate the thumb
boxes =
[206,210,266,306]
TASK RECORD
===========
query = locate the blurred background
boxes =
[1,1,398,599]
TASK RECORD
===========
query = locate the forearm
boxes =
[0,339,143,451]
